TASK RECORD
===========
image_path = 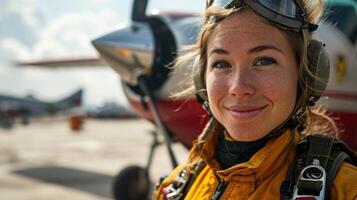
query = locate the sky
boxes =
[0,0,204,107]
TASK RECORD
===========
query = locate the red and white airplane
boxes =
[17,0,357,199]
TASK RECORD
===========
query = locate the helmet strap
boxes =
[203,101,213,117]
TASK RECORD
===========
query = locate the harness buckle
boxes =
[293,159,326,200]
[163,169,190,200]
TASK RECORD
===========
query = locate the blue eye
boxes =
[255,57,277,66]
[211,60,231,69]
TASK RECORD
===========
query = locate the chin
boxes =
[226,127,267,141]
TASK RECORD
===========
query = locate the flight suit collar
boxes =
[194,119,298,182]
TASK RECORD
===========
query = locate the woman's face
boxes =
[205,9,299,141]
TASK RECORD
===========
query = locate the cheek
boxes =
[261,81,281,103]
[206,74,227,105]
[261,74,297,106]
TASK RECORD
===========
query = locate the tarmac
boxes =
[0,118,188,200]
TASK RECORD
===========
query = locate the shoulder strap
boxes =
[294,135,334,199]
[325,140,357,200]
[280,134,357,200]
[305,135,334,167]
[181,160,206,198]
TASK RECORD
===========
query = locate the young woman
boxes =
[153,0,357,199]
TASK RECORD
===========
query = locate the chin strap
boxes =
[272,90,319,137]
[261,104,307,141]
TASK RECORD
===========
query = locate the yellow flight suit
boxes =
[153,120,357,200]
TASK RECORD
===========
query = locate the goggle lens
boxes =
[206,0,316,31]
[258,0,297,18]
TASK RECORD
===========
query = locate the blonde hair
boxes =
[173,0,339,138]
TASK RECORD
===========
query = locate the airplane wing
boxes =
[15,56,107,68]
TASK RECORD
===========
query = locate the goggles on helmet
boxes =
[206,0,318,32]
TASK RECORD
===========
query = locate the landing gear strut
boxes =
[112,75,178,200]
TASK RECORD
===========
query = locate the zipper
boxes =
[211,180,228,200]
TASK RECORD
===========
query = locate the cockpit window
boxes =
[325,2,357,44]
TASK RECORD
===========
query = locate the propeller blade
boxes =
[131,0,148,21]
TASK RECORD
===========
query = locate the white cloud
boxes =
[0,38,31,60]
[0,1,126,106]
[7,0,47,29]
[32,11,118,59]
[0,38,30,82]
[0,2,42,47]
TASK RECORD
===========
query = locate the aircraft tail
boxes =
[52,89,83,111]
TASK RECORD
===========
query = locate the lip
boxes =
[225,105,267,120]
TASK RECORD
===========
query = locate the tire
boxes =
[112,165,151,200]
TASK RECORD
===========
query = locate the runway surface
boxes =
[0,119,188,200]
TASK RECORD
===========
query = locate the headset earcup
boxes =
[307,40,330,104]
[193,56,208,102]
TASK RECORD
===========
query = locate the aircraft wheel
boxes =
[112,165,151,200]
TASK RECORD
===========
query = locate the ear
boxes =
[306,39,330,105]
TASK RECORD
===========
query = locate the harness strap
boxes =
[292,135,334,199]
[280,134,345,200]
[324,140,356,200]
[280,158,297,200]
[181,160,206,199]
[297,179,323,196]
[281,134,357,200]
[306,135,334,168]
[324,151,350,200]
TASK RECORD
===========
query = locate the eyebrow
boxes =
[248,45,284,54]
[209,48,229,56]
[208,44,284,56]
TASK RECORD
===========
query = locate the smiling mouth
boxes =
[225,105,267,120]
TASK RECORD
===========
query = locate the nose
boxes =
[228,68,255,98]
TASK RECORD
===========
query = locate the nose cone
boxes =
[92,22,154,85]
